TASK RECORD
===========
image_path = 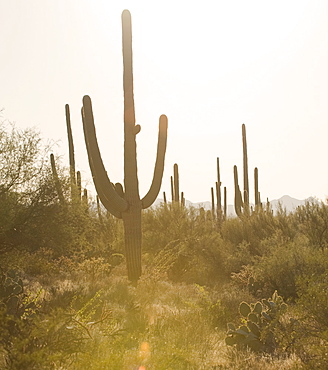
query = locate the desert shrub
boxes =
[293,271,328,368]
[147,233,225,286]
[295,199,328,250]
[249,236,328,300]
[143,203,215,254]
[221,206,296,257]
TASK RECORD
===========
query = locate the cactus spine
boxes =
[81,10,168,282]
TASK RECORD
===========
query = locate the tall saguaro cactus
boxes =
[65,104,76,196]
[216,157,222,222]
[81,10,168,282]
[173,163,180,204]
[234,124,252,218]
[234,165,243,217]
[242,123,250,214]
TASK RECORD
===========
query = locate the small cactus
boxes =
[225,291,288,353]
[0,269,36,317]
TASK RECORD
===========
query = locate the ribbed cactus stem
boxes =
[81,10,168,282]
[170,176,174,202]
[211,187,215,219]
[76,171,82,202]
[96,195,103,222]
[254,167,259,208]
[173,163,180,203]
[234,165,242,217]
[216,157,222,219]
[82,188,88,207]
[181,191,185,207]
[65,104,77,201]
[224,186,227,219]
[50,154,65,205]
[242,124,249,213]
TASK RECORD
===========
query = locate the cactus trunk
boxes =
[234,165,242,217]
[254,167,260,208]
[50,154,65,205]
[173,163,180,203]
[122,207,142,281]
[216,157,222,224]
[224,186,227,219]
[242,124,249,214]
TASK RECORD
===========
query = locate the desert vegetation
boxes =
[1,8,327,370]
[0,119,328,369]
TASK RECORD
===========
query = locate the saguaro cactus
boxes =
[211,187,215,219]
[50,153,65,205]
[254,167,261,209]
[234,165,243,217]
[234,124,252,218]
[242,124,250,215]
[216,157,222,222]
[81,10,168,282]
[223,186,227,219]
[65,104,76,196]
[173,163,180,203]
[170,163,185,206]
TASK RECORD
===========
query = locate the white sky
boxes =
[1,0,328,204]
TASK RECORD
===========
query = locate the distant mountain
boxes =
[154,195,314,216]
[269,195,305,213]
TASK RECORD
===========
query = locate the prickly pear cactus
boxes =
[225,290,288,352]
[0,269,37,318]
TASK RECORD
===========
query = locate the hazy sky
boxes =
[1,0,328,204]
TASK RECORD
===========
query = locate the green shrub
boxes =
[250,237,328,300]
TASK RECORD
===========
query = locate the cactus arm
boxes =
[115,182,125,198]
[76,171,82,201]
[234,165,243,217]
[242,124,249,211]
[211,187,215,219]
[50,154,65,205]
[141,115,168,209]
[254,167,259,207]
[224,186,227,219]
[65,104,76,186]
[181,192,185,207]
[173,163,180,203]
[81,97,128,216]
[170,176,174,202]
[216,157,222,216]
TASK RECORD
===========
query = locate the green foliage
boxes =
[295,199,328,250]
[250,236,328,299]
[2,114,328,368]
